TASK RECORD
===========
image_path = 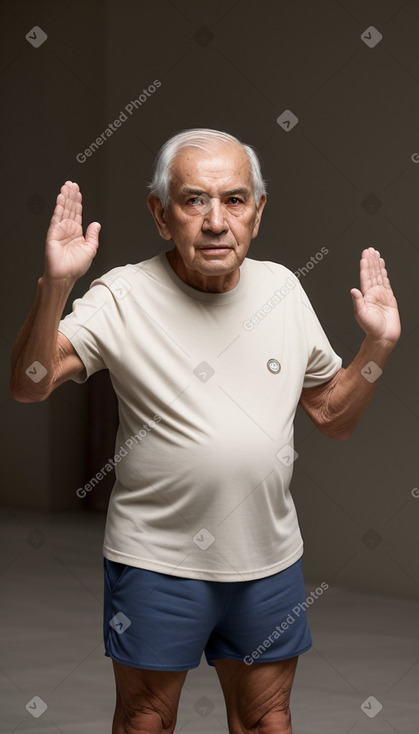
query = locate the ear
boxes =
[251,194,267,239]
[147,195,172,241]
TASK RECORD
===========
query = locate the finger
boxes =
[368,252,383,287]
[49,182,80,226]
[350,287,364,318]
[359,254,372,294]
[61,181,82,225]
[377,258,391,288]
[367,249,393,290]
[48,192,66,229]
[47,182,83,238]
[350,287,363,302]
[85,222,101,253]
[359,248,382,292]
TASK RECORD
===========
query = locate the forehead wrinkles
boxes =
[170,145,252,194]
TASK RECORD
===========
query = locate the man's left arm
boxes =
[299,247,401,441]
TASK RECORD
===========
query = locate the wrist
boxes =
[361,335,397,365]
[363,333,398,350]
[38,273,77,292]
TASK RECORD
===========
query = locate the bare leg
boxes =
[214,656,298,733]
[111,659,188,733]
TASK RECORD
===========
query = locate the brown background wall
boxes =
[2,0,419,599]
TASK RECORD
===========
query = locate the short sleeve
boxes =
[58,277,127,384]
[298,283,342,388]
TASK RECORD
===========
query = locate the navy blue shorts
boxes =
[103,557,312,671]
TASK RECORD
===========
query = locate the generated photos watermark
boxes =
[243,247,329,331]
[243,277,297,331]
[76,80,161,163]
[243,581,329,665]
[76,415,161,498]
[294,246,329,279]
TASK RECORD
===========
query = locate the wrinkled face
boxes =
[149,142,266,290]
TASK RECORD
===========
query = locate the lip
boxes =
[199,246,232,253]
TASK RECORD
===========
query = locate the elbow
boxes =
[317,422,355,441]
[9,378,27,402]
[9,377,51,403]
[328,429,353,441]
[314,412,355,441]
[10,388,48,404]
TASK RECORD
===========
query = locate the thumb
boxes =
[350,287,363,315]
[85,221,101,252]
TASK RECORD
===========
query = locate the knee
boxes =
[257,708,292,733]
[114,702,175,734]
[237,691,292,734]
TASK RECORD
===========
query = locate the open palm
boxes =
[350,247,401,345]
[45,181,100,281]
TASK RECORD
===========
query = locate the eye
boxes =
[228,197,243,205]
[186,196,204,206]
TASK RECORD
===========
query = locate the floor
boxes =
[1,508,418,734]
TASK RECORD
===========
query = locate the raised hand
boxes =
[350,247,401,346]
[44,181,100,282]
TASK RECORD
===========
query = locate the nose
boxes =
[202,198,228,233]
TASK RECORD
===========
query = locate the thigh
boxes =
[214,656,298,732]
[103,558,222,670]
[112,659,187,733]
[205,559,312,666]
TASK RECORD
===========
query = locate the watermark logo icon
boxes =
[193,361,215,382]
[109,277,132,299]
[26,696,47,718]
[361,26,382,48]
[276,445,299,467]
[193,528,215,550]
[26,530,46,550]
[276,110,299,133]
[26,26,48,48]
[25,361,47,383]
[361,696,383,718]
[187,192,214,217]
[361,194,382,215]
[361,528,382,550]
[276,110,299,132]
[26,194,47,214]
[361,361,382,383]
[193,27,215,47]
[109,612,132,634]
[193,696,215,717]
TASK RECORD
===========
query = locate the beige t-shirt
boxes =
[58,251,342,581]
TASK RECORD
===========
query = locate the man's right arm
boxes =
[10,181,101,403]
[10,277,85,402]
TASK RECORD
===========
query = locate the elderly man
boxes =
[11,128,400,733]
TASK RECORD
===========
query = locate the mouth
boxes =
[198,246,233,254]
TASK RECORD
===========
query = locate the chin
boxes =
[196,249,238,263]
[196,258,237,275]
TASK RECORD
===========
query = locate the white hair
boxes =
[147,128,267,207]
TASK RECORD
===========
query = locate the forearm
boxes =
[10,275,76,402]
[319,336,396,439]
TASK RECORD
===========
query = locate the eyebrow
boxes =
[179,187,251,198]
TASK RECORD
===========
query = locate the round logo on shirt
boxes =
[267,358,281,374]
